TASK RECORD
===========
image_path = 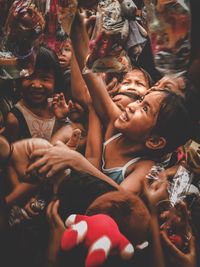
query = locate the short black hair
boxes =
[34,45,65,93]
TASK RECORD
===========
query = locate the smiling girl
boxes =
[4,45,65,142]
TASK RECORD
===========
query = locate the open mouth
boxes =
[119,111,128,122]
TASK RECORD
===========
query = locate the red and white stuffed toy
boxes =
[61,213,134,267]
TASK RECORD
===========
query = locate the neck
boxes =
[21,100,54,118]
[117,134,146,157]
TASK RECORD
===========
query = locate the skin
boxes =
[112,94,136,111]
[117,69,149,96]
[5,67,56,142]
[21,68,55,109]
[114,91,165,141]
[154,75,186,97]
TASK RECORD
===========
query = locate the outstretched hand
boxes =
[26,141,76,179]
[52,93,70,120]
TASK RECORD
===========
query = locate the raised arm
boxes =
[85,106,103,169]
[71,11,120,125]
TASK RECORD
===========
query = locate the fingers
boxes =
[46,200,65,229]
[106,77,118,93]
[66,128,81,150]
[26,151,48,174]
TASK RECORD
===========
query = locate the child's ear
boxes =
[145,135,166,150]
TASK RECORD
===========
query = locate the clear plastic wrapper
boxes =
[144,0,191,76]
[0,0,45,79]
[83,0,132,73]
[168,165,193,206]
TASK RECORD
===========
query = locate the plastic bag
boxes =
[83,0,132,73]
[143,0,191,76]
[0,0,45,79]
[43,0,77,56]
[168,165,193,206]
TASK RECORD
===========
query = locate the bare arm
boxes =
[70,47,91,110]
[26,142,120,190]
[4,112,20,142]
[51,124,74,145]
[71,11,120,125]
[120,160,155,194]
[5,183,38,206]
[85,107,103,169]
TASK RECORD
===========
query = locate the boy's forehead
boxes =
[125,69,145,78]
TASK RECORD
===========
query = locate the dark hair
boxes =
[112,91,141,102]
[150,88,192,155]
[86,190,151,244]
[34,45,65,93]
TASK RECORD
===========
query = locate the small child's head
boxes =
[86,190,151,245]
[118,67,153,97]
[114,88,192,157]
[154,74,186,97]
[56,38,72,72]
[18,45,65,107]
[0,135,11,166]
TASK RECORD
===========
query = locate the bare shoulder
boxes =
[121,160,155,193]
[5,111,19,126]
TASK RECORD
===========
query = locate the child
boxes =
[26,87,192,195]
[4,45,65,142]
[26,14,192,194]
[104,66,153,98]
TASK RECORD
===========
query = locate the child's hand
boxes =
[66,128,81,150]
[161,229,197,267]
[143,177,169,210]
[106,77,120,96]
[47,200,65,234]
[52,93,69,120]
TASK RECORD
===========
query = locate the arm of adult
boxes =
[26,141,119,190]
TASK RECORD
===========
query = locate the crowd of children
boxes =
[0,1,200,267]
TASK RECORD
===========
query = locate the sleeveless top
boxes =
[11,102,55,141]
[102,133,141,184]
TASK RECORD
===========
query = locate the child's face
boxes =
[154,75,185,96]
[57,41,72,71]
[114,91,165,141]
[21,68,55,106]
[118,69,149,96]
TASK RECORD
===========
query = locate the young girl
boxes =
[4,45,65,142]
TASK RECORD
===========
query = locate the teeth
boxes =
[120,112,128,121]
